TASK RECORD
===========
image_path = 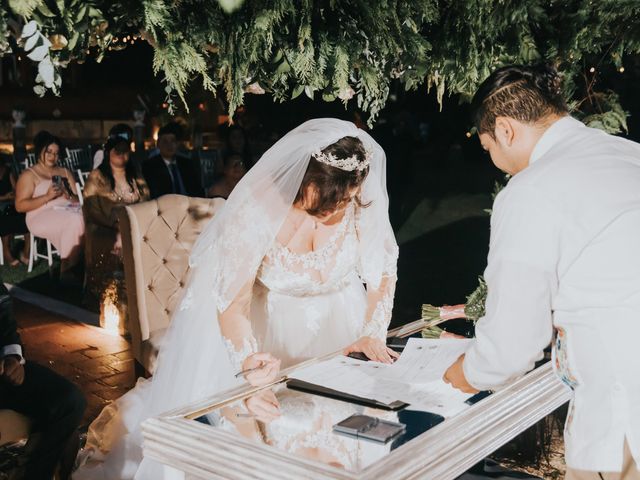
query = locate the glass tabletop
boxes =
[186,378,485,474]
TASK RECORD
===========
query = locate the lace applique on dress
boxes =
[222,336,258,371]
[361,284,394,340]
[305,305,322,335]
[257,203,360,297]
[270,203,354,274]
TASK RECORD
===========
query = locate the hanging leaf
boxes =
[38,57,55,87]
[8,0,41,17]
[56,0,66,15]
[36,2,56,18]
[24,32,40,51]
[67,30,80,50]
[27,44,49,61]
[291,85,304,99]
[216,0,244,14]
[304,85,314,100]
[21,20,39,39]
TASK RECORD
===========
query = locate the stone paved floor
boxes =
[13,299,136,426]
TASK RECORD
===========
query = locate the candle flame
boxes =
[101,281,121,335]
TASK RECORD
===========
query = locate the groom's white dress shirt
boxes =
[463,116,640,472]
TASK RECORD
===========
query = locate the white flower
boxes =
[338,86,355,101]
[244,82,265,94]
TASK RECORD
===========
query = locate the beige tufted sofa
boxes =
[118,194,225,376]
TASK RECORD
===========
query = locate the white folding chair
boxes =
[75,182,84,206]
[11,153,36,176]
[66,147,92,171]
[76,169,91,187]
[28,235,59,273]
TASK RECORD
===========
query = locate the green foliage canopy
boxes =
[1,0,639,129]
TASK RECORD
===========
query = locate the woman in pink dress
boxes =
[15,131,84,276]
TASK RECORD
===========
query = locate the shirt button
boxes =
[612,383,623,392]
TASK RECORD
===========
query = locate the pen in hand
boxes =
[234,364,265,378]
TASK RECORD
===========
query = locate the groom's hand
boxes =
[0,355,25,386]
[343,337,399,364]
[443,354,479,394]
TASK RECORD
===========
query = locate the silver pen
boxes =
[234,364,265,378]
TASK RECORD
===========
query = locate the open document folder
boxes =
[288,338,475,417]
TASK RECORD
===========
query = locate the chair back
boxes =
[76,168,91,187]
[65,147,92,171]
[117,195,225,370]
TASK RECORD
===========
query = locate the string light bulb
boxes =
[619,66,625,73]
[589,67,595,73]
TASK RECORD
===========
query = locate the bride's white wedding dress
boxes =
[74,201,396,480]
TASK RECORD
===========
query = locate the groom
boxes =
[443,65,640,479]
[0,281,86,479]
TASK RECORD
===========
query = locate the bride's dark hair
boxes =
[295,136,371,216]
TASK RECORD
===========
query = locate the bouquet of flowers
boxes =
[421,277,487,338]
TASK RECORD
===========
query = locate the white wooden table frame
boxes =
[142,319,572,480]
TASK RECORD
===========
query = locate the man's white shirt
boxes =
[464,116,640,471]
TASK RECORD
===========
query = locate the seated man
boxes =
[142,122,204,199]
[0,281,86,479]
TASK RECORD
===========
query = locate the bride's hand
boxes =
[343,336,400,364]
[244,389,281,424]
[242,352,281,386]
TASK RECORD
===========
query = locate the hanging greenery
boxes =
[1,0,639,126]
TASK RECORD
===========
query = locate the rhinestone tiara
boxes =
[311,149,371,172]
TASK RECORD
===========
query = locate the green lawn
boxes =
[0,259,57,285]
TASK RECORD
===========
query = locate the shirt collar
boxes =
[529,116,584,165]
[162,156,175,166]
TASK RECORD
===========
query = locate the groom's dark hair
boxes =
[296,136,370,217]
[471,64,568,137]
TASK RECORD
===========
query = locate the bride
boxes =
[74,118,399,479]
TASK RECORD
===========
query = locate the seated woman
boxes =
[15,131,84,277]
[206,152,247,199]
[82,133,149,302]
[0,157,29,266]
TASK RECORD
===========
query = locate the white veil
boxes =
[135,118,397,478]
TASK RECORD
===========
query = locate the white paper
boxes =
[288,338,475,416]
[400,380,472,417]
[378,337,472,384]
[289,355,403,405]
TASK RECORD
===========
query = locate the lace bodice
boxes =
[218,202,397,370]
[257,203,359,297]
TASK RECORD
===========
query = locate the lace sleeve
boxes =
[358,216,398,341]
[361,273,397,341]
[218,277,259,371]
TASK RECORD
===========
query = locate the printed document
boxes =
[288,338,474,415]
